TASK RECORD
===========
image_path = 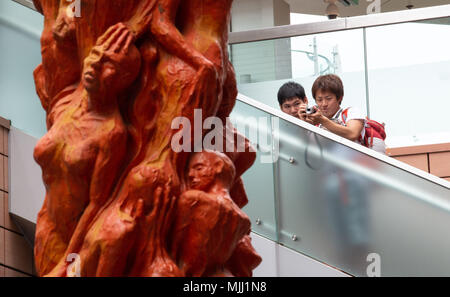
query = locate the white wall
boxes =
[9,126,45,223]
[231,0,290,31]
[231,0,293,83]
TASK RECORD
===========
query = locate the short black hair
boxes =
[277,81,306,106]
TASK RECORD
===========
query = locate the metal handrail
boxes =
[235,92,450,190]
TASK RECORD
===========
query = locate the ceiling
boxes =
[12,0,450,25]
[13,0,450,18]
[285,0,450,17]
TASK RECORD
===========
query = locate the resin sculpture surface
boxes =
[33,0,261,276]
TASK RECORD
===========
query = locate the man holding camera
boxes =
[277,81,309,119]
[298,74,365,144]
[278,76,385,154]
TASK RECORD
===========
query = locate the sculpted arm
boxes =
[150,1,213,70]
[89,136,126,205]
[34,64,49,113]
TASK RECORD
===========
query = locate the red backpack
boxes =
[340,108,386,149]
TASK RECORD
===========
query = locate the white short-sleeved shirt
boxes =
[319,107,386,154]
[320,106,366,143]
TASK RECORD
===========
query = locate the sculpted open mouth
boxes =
[84,71,96,83]
[189,180,202,189]
[52,20,75,42]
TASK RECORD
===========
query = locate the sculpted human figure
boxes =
[170,150,258,276]
[33,24,141,276]
[123,0,237,195]
[128,0,233,137]
[170,0,235,117]
[172,0,255,210]
[33,0,80,128]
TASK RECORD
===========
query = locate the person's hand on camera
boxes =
[297,103,308,121]
[305,106,324,126]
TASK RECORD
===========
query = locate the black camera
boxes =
[306,107,316,115]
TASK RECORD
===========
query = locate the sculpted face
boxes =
[52,3,76,43]
[281,96,307,119]
[314,89,342,119]
[82,23,141,95]
[83,46,119,93]
[187,153,216,192]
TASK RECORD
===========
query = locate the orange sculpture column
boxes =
[33,0,261,277]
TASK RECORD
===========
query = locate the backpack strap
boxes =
[332,108,344,123]
[368,124,374,147]
[341,108,349,124]
[333,107,349,125]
